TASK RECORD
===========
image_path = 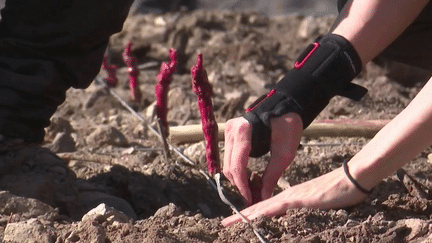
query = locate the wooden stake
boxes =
[169,119,391,144]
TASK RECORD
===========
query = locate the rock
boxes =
[79,192,136,221]
[183,142,205,162]
[0,146,81,220]
[83,88,107,110]
[144,101,157,121]
[240,61,270,95]
[65,231,80,242]
[334,209,348,222]
[427,153,432,164]
[345,219,361,227]
[153,203,182,218]
[86,126,129,147]
[133,123,147,138]
[82,203,130,224]
[168,87,190,110]
[3,218,57,243]
[398,218,429,241]
[0,191,60,221]
[221,60,239,77]
[45,116,75,140]
[75,219,107,243]
[44,132,77,153]
[109,115,123,127]
[297,16,319,39]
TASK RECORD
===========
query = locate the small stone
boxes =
[3,218,57,243]
[183,142,205,162]
[86,126,128,147]
[45,116,75,140]
[427,153,432,164]
[297,16,319,39]
[153,203,182,219]
[76,218,107,243]
[0,191,59,222]
[334,209,348,222]
[81,203,130,224]
[44,132,77,153]
[121,147,135,155]
[109,115,122,127]
[400,218,428,241]
[66,231,80,242]
[345,219,360,227]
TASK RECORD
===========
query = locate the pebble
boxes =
[86,125,128,147]
[153,203,182,219]
[3,218,57,243]
[81,203,131,224]
[45,132,77,153]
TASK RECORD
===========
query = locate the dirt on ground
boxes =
[1,9,432,243]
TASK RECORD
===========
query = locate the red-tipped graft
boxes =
[191,54,220,175]
[155,49,178,136]
[123,41,142,102]
[102,55,118,88]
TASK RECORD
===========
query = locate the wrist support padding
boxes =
[244,34,368,157]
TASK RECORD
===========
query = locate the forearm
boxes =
[331,0,430,65]
[350,77,432,190]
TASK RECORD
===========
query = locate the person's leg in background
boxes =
[0,0,137,220]
[0,0,134,144]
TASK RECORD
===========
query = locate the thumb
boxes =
[261,113,303,199]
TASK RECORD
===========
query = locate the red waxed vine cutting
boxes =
[103,44,220,176]
[102,55,118,88]
[123,41,142,102]
[155,49,178,136]
[191,54,220,175]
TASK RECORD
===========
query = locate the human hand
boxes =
[223,112,303,206]
[221,166,367,227]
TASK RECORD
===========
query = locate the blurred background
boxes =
[130,0,338,16]
[198,0,337,16]
[0,0,337,20]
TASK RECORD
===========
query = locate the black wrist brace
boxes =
[244,34,368,157]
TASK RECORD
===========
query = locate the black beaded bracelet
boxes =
[343,160,373,194]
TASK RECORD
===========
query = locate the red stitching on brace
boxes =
[245,89,276,113]
[294,42,320,69]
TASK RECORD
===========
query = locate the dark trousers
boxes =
[0,0,133,142]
